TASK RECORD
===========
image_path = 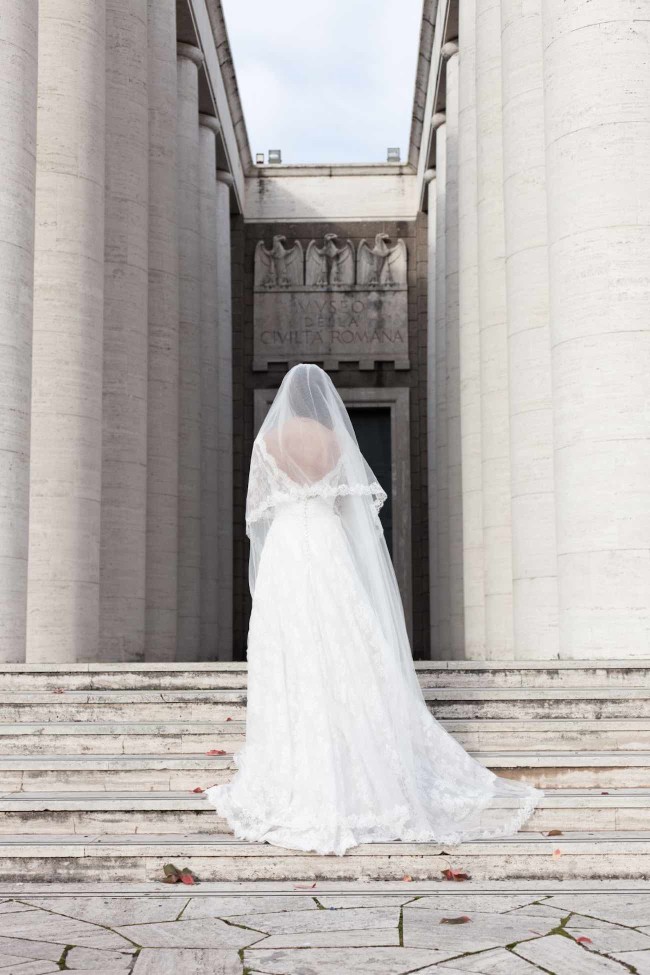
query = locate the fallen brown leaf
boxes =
[402,874,413,882]
[440,915,471,924]
[192,786,204,794]
[441,868,472,881]
[546,829,563,836]
[576,936,593,945]
[206,749,227,755]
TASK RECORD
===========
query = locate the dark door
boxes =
[348,407,393,557]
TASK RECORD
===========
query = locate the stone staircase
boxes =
[0,661,649,883]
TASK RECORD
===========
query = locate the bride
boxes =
[205,362,543,855]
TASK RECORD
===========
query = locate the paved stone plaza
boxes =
[0,881,648,974]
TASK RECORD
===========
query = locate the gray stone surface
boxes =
[407,893,541,913]
[612,950,650,974]
[64,945,134,969]
[227,904,400,935]
[23,896,182,926]
[175,42,203,661]
[432,948,544,973]
[0,962,61,975]
[27,0,106,663]
[0,0,37,665]
[145,0,180,663]
[133,948,242,974]
[0,909,130,949]
[259,927,400,948]
[514,935,629,973]
[0,887,647,973]
[402,906,557,951]
[0,937,61,962]
[181,894,319,918]
[544,892,650,927]
[243,947,452,974]
[115,915,264,948]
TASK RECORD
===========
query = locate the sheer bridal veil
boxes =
[245,362,424,702]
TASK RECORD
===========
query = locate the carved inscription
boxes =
[253,233,409,370]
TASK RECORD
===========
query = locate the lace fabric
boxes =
[204,363,543,855]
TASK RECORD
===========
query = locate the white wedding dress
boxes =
[205,364,543,855]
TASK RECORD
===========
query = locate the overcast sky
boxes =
[221,0,423,165]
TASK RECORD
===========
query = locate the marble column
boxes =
[27,0,106,662]
[215,170,234,659]
[0,1,37,662]
[457,0,486,658]
[424,169,438,657]
[99,0,149,661]
[502,0,558,658]
[434,119,450,656]
[443,46,465,659]
[145,0,179,661]
[475,0,514,657]
[199,116,221,660]
[176,43,204,660]
[543,0,650,657]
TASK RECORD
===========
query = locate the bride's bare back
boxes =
[263,415,341,484]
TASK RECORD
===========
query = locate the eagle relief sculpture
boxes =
[357,233,407,288]
[305,234,354,287]
[255,235,304,289]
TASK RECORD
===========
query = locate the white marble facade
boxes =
[420,0,650,660]
[0,0,239,662]
[0,0,648,662]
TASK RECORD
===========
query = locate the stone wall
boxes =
[233,218,432,658]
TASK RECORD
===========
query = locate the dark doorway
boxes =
[348,407,393,556]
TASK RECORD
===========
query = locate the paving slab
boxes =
[406,893,544,914]
[63,945,135,969]
[225,904,400,935]
[428,947,546,973]
[314,894,419,909]
[130,948,249,974]
[259,926,400,948]
[0,962,62,975]
[0,909,132,950]
[611,950,650,974]
[114,915,265,949]
[0,901,37,914]
[514,935,631,973]
[0,937,62,962]
[402,907,558,951]
[562,925,650,952]
[243,946,453,974]
[180,894,320,918]
[21,896,183,926]
[544,892,650,926]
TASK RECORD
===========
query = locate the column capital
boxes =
[441,39,459,60]
[177,42,204,67]
[216,170,234,187]
[431,111,446,131]
[423,168,436,184]
[199,113,221,135]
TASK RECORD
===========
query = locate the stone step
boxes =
[0,831,647,882]
[1,659,648,690]
[1,751,648,791]
[1,687,649,721]
[0,788,646,834]
[1,718,649,754]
